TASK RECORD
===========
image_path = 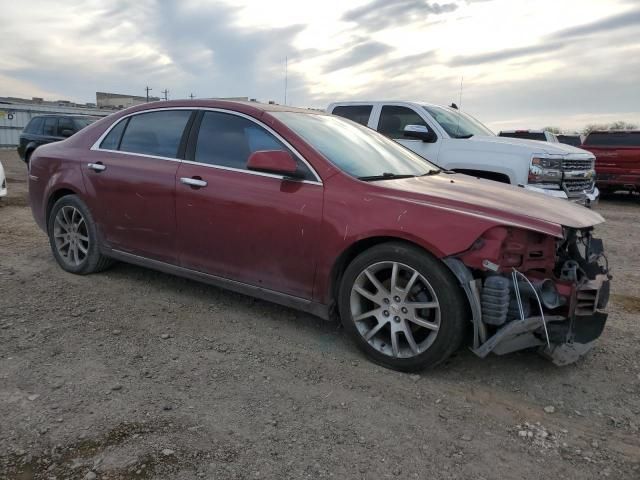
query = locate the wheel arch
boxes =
[45,188,80,229]
[452,169,511,184]
[327,236,444,316]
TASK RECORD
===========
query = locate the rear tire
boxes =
[338,242,467,371]
[48,194,113,274]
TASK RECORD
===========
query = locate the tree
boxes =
[582,121,638,136]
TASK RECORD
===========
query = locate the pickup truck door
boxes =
[372,104,441,164]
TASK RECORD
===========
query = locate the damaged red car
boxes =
[28,100,611,371]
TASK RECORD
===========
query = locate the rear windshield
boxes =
[500,131,546,141]
[583,131,640,147]
[557,135,582,147]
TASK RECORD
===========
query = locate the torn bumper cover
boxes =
[446,228,611,365]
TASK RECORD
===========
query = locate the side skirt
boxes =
[103,248,330,320]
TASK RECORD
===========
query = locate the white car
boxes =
[499,129,559,143]
[0,161,6,198]
[327,101,599,206]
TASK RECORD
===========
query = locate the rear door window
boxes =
[193,111,314,180]
[119,110,192,158]
[583,132,640,147]
[57,117,75,136]
[331,105,373,126]
[43,117,58,137]
[377,106,427,139]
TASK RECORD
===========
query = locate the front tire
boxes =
[48,195,113,274]
[338,242,467,371]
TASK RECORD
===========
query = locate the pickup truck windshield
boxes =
[422,105,494,139]
[272,112,439,179]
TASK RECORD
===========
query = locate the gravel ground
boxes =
[1,149,639,479]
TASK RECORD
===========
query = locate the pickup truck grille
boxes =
[562,159,594,171]
[563,178,595,195]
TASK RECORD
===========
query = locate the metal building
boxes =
[0,101,109,148]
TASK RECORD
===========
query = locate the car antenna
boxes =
[455,76,463,137]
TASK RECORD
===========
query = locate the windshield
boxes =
[271,112,439,179]
[422,105,494,138]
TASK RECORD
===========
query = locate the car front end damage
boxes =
[446,225,610,365]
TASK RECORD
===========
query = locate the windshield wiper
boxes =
[357,173,417,181]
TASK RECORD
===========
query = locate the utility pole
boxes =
[284,56,288,106]
[161,89,169,101]
[145,86,152,102]
[189,93,195,100]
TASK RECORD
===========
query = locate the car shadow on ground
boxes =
[99,260,562,379]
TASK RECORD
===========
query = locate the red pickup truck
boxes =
[581,130,640,193]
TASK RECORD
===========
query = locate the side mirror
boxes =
[247,150,301,178]
[403,124,437,143]
[61,129,75,138]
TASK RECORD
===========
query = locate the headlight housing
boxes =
[528,156,562,187]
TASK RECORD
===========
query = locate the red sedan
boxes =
[29,100,610,371]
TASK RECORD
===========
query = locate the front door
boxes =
[375,105,441,163]
[175,110,323,299]
[83,109,194,263]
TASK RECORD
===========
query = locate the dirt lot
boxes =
[1,149,639,480]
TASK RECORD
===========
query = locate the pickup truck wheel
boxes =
[338,242,467,371]
[48,195,113,274]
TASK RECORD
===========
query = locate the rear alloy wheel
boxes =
[48,195,113,274]
[339,242,467,371]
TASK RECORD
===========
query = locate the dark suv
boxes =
[18,115,99,165]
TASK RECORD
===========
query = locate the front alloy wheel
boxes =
[350,261,441,358]
[339,242,467,371]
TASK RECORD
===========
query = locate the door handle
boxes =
[180,177,208,188]
[88,162,106,172]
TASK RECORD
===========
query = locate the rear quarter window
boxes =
[583,132,640,147]
[24,117,44,135]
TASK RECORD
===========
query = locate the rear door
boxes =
[330,104,374,127]
[41,117,62,145]
[175,110,323,299]
[84,109,194,263]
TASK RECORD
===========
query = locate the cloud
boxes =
[449,41,565,66]
[342,0,458,31]
[551,7,640,39]
[0,0,309,103]
[324,41,393,72]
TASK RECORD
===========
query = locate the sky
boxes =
[0,0,638,131]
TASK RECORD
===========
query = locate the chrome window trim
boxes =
[89,106,323,185]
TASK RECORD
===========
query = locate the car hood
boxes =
[467,135,593,156]
[372,172,604,237]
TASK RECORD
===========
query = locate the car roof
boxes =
[31,114,100,119]
[132,99,328,116]
[588,130,640,134]
[499,129,546,133]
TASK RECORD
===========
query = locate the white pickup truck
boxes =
[327,101,599,205]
